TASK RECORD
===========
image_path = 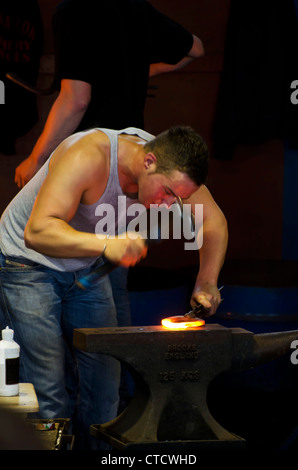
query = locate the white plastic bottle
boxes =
[0,326,20,396]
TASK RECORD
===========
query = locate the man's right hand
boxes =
[103,233,148,267]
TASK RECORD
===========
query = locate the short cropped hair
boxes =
[143,126,209,186]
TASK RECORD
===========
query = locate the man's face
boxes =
[138,169,198,208]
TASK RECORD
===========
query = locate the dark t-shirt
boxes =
[0,0,43,152]
[53,0,193,130]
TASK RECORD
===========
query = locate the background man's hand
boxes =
[15,155,41,188]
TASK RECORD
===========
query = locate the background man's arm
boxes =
[14,79,91,188]
[149,34,204,77]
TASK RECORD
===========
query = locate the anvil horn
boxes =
[231,328,298,370]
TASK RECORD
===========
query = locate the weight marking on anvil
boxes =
[164,343,199,360]
[159,370,200,382]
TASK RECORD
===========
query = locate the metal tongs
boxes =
[184,303,207,319]
[184,286,224,319]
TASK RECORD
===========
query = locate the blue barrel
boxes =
[129,284,189,327]
[209,285,298,332]
[207,285,298,391]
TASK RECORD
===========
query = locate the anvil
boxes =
[73,324,298,450]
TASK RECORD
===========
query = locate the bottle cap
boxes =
[2,326,14,341]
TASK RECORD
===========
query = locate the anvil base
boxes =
[90,424,246,450]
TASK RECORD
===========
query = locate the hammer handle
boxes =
[76,257,117,289]
[76,233,161,289]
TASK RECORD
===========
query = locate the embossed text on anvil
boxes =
[165,343,199,360]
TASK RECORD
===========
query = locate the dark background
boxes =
[1,0,298,450]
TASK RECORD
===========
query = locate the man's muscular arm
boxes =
[24,135,147,265]
[24,137,106,258]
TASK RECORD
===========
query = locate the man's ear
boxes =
[144,152,157,170]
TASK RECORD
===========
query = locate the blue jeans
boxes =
[109,267,131,327]
[0,252,120,450]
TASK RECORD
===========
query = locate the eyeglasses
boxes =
[165,186,195,232]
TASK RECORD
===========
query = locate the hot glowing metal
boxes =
[161,316,205,330]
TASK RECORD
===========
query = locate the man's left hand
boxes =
[190,283,222,317]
